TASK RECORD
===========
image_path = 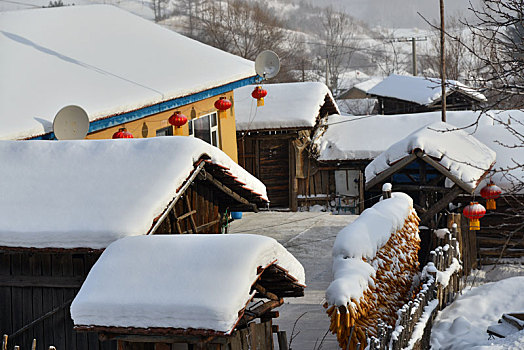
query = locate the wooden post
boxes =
[32,339,37,350]
[2,335,6,350]
[382,183,392,199]
[277,331,289,350]
[440,0,447,122]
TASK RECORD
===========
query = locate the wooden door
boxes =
[259,139,289,208]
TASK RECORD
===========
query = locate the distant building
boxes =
[368,74,487,115]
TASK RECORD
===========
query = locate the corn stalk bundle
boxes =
[324,193,420,349]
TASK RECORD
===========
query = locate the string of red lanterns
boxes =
[112,128,134,139]
[214,97,232,118]
[168,111,188,128]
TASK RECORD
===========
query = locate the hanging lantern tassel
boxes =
[214,97,232,118]
[251,86,267,107]
[480,182,502,210]
[463,202,486,231]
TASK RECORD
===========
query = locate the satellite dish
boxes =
[53,105,90,140]
[255,50,280,80]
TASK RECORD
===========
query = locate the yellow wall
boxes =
[86,92,238,162]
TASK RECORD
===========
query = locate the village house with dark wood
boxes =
[367,74,487,115]
[0,137,268,350]
[234,82,339,211]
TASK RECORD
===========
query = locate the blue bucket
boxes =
[231,212,243,220]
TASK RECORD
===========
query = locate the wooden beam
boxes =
[415,150,473,193]
[0,275,83,288]
[99,334,228,345]
[238,299,283,326]
[176,210,197,221]
[198,170,258,212]
[365,154,417,191]
[253,283,279,301]
[185,195,198,234]
[419,185,464,224]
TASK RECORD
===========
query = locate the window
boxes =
[156,126,173,136]
[188,112,219,147]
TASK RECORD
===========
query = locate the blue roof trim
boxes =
[31,75,258,140]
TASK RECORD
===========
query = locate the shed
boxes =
[0,137,267,350]
[0,5,257,161]
[71,234,305,350]
[368,75,487,115]
[235,82,339,210]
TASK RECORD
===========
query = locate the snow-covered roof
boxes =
[318,110,522,192]
[353,77,383,93]
[234,82,339,131]
[71,234,305,334]
[368,74,487,105]
[365,121,496,192]
[0,137,267,250]
[0,5,256,140]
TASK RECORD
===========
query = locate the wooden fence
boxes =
[367,226,463,350]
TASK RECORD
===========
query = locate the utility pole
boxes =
[412,37,417,76]
[440,0,447,122]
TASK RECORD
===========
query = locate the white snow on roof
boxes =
[353,77,383,93]
[71,234,305,333]
[326,192,415,306]
[234,82,338,131]
[0,5,255,140]
[0,137,267,249]
[318,110,523,192]
[368,74,487,105]
[365,121,496,192]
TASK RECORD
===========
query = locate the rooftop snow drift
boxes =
[0,137,267,249]
[71,234,305,334]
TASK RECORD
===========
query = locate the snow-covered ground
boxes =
[431,264,524,350]
[229,211,357,349]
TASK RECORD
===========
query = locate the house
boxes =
[0,137,267,350]
[335,77,382,116]
[71,234,306,350]
[234,82,339,210]
[368,74,487,115]
[0,4,258,161]
[316,110,523,262]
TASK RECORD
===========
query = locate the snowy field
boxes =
[229,211,357,349]
[431,264,524,350]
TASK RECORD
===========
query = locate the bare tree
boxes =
[320,6,359,93]
[151,0,170,22]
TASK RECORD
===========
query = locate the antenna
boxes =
[255,50,280,80]
[53,105,90,140]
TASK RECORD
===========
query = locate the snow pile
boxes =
[0,5,255,140]
[318,110,523,192]
[365,121,496,192]
[368,74,486,105]
[324,193,420,348]
[71,234,305,333]
[234,82,339,131]
[431,276,524,349]
[0,137,267,249]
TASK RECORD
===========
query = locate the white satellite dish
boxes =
[255,50,280,80]
[53,105,90,140]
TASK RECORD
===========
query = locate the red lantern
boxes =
[463,202,486,231]
[214,97,232,111]
[112,128,134,139]
[168,111,187,128]
[251,86,267,107]
[480,182,502,210]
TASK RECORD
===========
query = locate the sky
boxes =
[317,0,482,28]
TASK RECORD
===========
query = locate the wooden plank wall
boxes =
[0,251,116,350]
[296,168,334,208]
[155,180,223,235]
[116,320,273,350]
